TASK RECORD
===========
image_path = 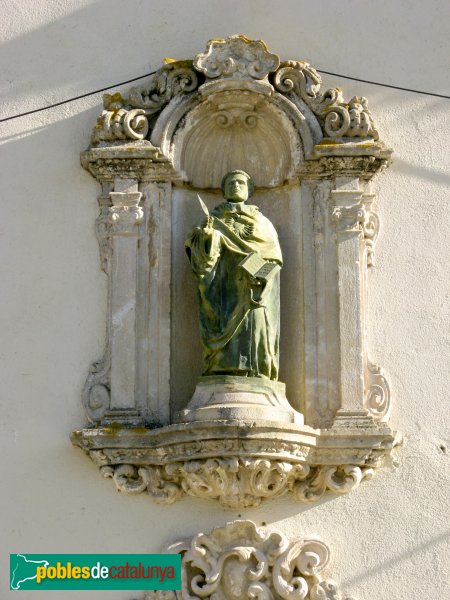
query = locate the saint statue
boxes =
[185,170,282,381]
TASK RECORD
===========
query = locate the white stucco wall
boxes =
[1,1,449,599]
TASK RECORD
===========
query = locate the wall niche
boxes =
[72,35,400,509]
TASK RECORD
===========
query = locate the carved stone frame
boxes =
[134,520,357,600]
[72,35,400,508]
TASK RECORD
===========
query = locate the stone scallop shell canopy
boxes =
[176,91,301,188]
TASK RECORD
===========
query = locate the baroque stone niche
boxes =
[72,35,400,508]
[132,520,356,600]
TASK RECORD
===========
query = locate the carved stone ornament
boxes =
[131,521,356,600]
[72,421,396,509]
[72,35,400,508]
[194,35,280,80]
[84,35,390,188]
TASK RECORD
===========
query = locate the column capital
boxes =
[331,201,366,233]
[109,191,143,235]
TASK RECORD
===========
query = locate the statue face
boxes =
[223,174,249,203]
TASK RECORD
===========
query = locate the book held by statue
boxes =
[239,252,281,282]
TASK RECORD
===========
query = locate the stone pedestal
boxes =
[175,375,304,424]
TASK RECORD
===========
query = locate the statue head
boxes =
[221,170,255,203]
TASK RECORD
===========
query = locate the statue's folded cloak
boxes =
[185,201,282,380]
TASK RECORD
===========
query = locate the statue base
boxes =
[174,375,304,424]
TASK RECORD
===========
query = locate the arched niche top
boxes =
[171,90,304,188]
[85,35,391,186]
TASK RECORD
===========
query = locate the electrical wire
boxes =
[317,69,450,99]
[0,70,157,124]
[1,68,448,124]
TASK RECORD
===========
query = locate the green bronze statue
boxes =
[185,170,282,381]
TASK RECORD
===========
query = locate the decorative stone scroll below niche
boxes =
[131,520,357,600]
[72,34,400,509]
[71,421,396,509]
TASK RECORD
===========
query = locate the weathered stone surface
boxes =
[194,36,280,81]
[75,35,398,509]
[185,171,284,381]
[176,376,303,424]
[133,520,357,599]
[175,90,303,187]
[71,421,399,508]
[80,142,180,183]
[84,35,392,188]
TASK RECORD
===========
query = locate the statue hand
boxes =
[249,275,262,286]
[203,216,214,237]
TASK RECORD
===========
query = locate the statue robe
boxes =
[185,201,282,380]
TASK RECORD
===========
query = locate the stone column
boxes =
[135,181,172,426]
[330,177,374,427]
[80,143,181,426]
[103,178,143,424]
[301,180,340,428]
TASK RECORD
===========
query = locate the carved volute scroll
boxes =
[72,35,400,508]
[132,521,357,600]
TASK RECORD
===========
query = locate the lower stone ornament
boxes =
[132,520,356,600]
[101,460,373,509]
[72,420,398,509]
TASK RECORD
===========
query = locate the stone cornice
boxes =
[81,142,182,183]
[71,421,400,508]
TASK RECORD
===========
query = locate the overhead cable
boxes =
[1,68,448,124]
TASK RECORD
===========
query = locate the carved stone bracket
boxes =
[131,520,357,599]
[71,421,398,509]
[99,461,375,509]
[331,190,381,267]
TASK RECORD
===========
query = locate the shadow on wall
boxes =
[344,529,450,587]
[4,0,449,123]
[0,105,100,193]
[1,0,287,114]
[393,157,450,186]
